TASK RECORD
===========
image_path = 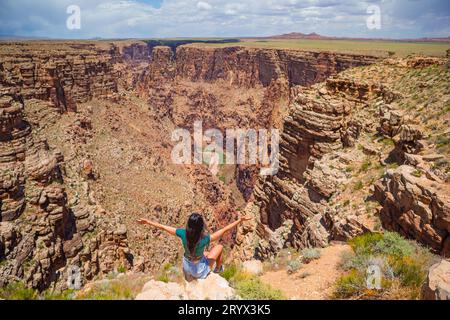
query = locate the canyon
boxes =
[0,40,448,295]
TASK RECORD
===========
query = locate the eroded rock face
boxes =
[0,92,131,290]
[251,80,378,257]
[135,273,237,300]
[0,42,119,112]
[374,165,450,256]
[137,46,377,128]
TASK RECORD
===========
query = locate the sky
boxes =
[0,0,448,39]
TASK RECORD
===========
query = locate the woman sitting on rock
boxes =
[137,213,251,281]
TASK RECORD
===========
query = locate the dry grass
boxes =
[191,39,450,57]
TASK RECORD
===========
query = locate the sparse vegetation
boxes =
[286,259,303,274]
[220,264,238,281]
[0,282,38,300]
[411,169,423,178]
[381,138,395,146]
[333,232,435,300]
[222,265,284,300]
[301,248,321,263]
[234,276,284,300]
[360,160,372,173]
[353,180,364,191]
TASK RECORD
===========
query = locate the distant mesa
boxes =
[267,32,332,40]
[265,32,450,43]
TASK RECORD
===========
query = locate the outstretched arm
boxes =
[210,216,252,242]
[137,218,177,236]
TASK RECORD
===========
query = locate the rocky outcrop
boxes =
[422,259,450,300]
[374,165,449,256]
[250,80,374,257]
[135,273,237,300]
[0,42,119,112]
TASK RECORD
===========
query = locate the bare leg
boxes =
[206,244,223,271]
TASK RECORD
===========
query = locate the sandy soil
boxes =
[260,243,351,300]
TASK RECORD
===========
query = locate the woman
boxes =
[137,213,251,281]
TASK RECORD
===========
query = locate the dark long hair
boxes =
[186,213,205,256]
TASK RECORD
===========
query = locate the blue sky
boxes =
[0,0,448,39]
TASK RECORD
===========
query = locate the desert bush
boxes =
[301,248,321,263]
[334,232,433,300]
[353,180,364,191]
[42,289,76,300]
[286,259,303,274]
[235,277,284,300]
[220,264,238,281]
[81,281,134,300]
[223,266,283,300]
[360,160,372,173]
[0,282,38,300]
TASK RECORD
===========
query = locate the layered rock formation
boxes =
[250,78,382,257]
[0,92,131,290]
[241,56,449,259]
[0,42,132,290]
[137,45,377,130]
[374,166,449,256]
[0,42,119,112]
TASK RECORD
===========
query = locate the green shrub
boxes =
[235,277,284,300]
[157,274,169,283]
[353,180,364,191]
[220,264,238,281]
[381,138,395,146]
[42,289,75,300]
[374,232,415,258]
[333,269,366,299]
[286,259,303,274]
[360,160,372,173]
[348,232,384,256]
[389,256,426,288]
[0,282,38,300]
[301,248,321,263]
[411,170,423,178]
[335,232,433,300]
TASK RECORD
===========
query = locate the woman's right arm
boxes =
[210,216,252,242]
[137,218,177,236]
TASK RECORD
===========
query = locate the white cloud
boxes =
[197,1,212,11]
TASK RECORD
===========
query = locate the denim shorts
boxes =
[182,256,211,280]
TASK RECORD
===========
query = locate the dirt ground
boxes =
[260,243,351,300]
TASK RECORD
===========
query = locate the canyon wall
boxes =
[0,93,130,290]
[136,46,377,130]
[0,42,119,112]
[237,57,449,260]
[0,40,381,289]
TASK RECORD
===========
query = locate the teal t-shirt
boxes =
[176,228,210,259]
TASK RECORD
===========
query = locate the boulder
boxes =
[421,260,450,300]
[136,273,237,300]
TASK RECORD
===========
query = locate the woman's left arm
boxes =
[137,218,177,236]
